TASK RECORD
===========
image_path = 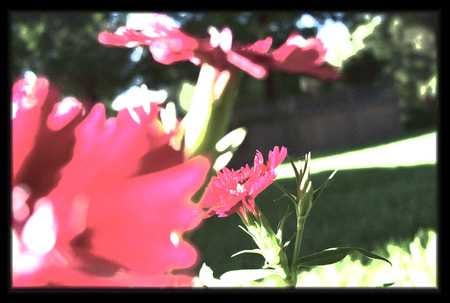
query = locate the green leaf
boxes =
[276,205,293,244]
[382,282,395,287]
[297,153,312,199]
[313,169,338,202]
[238,225,257,242]
[298,247,392,268]
[289,158,301,185]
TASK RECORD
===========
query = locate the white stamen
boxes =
[12,230,41,274]
[208,26,221,48]
[170,231,180,247]
[112,84,168,123]
[208,27,233,52]
[219,28,233,52]
[128,108,141,124]
[160,102,177,134]
[22,199,57,257]
[142,101,151,114]
[236,183,245,193]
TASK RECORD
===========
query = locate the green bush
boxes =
[296,229,436,287]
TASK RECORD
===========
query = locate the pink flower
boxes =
[199,146,287,219]
[98,13,339,80]
[12,72,210,287]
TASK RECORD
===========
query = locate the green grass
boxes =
[277,130,436,178]
[190,131,438,279]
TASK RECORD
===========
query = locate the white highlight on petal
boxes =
[23,71,37,95]
[160,101,177,134]
[12,101,19,119]
[149,41,169,61]
[125,41,139,48]
[21,70,38,108]
[115,26,127,35]
[22,199,57,257]
[12,229,41,274]
[56,97,82,116]
[12,185,31,222]
[213,151,234,172]
[170,231,180,247]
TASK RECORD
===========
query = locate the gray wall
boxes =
[229,85,401,166]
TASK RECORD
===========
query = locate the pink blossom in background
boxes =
[98,13,339,80]
[12,72,210,287]
[199,146,287,218]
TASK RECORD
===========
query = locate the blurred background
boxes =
[10,11,438,287]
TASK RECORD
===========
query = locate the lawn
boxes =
[190,130,438,282]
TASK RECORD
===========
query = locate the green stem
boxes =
[193,72,242,159]
[290,215,307,286]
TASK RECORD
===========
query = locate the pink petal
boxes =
[226,50,268,79]
[86,156,210,274]
[46,97,84,131]
[271,33,339,80]
[241,36,273,54]
[12,77,50,180]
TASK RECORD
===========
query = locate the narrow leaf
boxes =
[313,169,338,202]
[298,247,392,268]
[273,182,298,209]
[289,158,301,185]
[382,282,395,287]
[231,249,264,258]
[238,225,257,242]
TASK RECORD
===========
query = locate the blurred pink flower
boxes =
[12,72,210,287]
[199,146,287,218]
[98,13,339,80]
